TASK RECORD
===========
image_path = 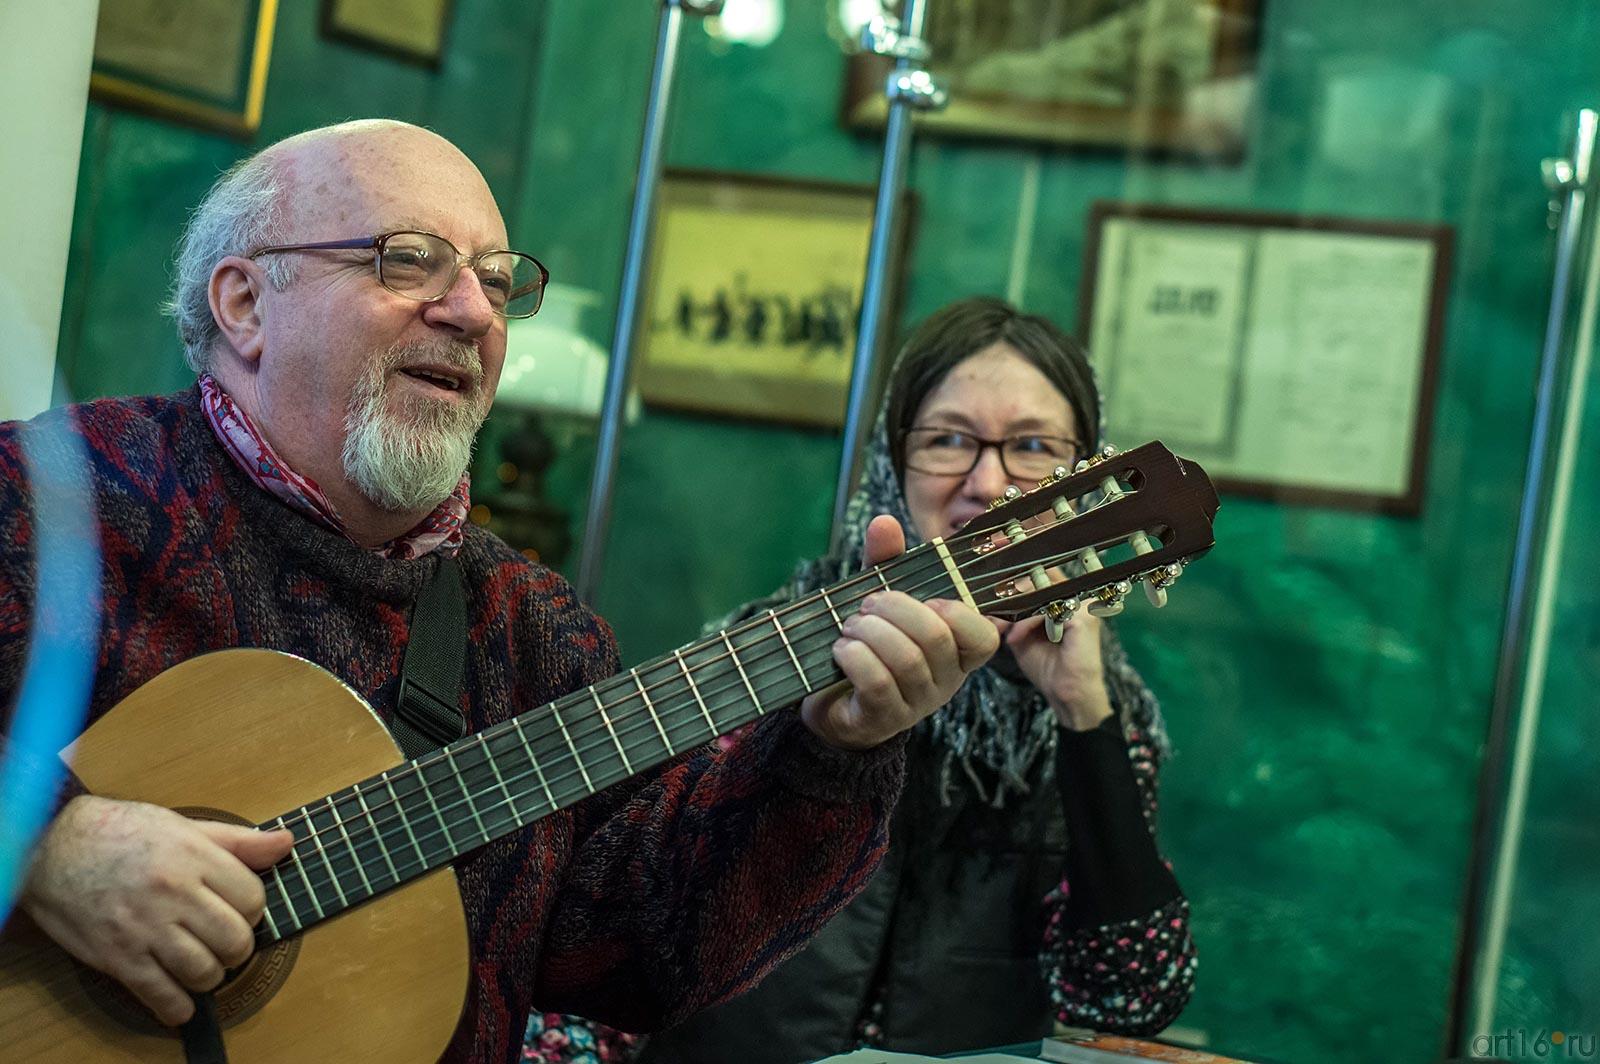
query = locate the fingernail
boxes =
[859,593,880,614]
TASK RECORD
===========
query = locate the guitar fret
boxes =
[590,686,633,775]
[352,783,401,885]
[444,748,491,844]
[307,808,349,909]
[259,893,282,939]
[769,609,810,687]
[281,816,325,921]
[264,816,298,934]
[633,668,675,756]
[417,760,459,852]
[511,718,557,808]
[675,649,718,737]
[478,733,522,828]
[818,587,844,628]
[549,702,594,792]
[325,796,371,895]
[875,568,892,593]
[720,630,763,715]
[380,770,429,867]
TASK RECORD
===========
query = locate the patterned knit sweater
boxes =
[0,390,907,1064]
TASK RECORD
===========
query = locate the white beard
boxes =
[341,340,488,513]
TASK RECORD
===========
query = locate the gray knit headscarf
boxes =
[712,297,1170,806]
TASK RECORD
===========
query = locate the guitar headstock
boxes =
[945,442,1219,628]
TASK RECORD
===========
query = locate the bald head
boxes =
[263,121,502,237]
[167,120,506,372]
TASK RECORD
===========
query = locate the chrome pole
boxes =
[828,4,946,549]
[1447,107,1599,1056]
[576,0,723,603]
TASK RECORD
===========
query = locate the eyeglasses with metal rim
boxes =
[248,230,549,318]
[901,427,1085,479]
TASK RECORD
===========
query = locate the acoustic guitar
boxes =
[0,443,1217,1062]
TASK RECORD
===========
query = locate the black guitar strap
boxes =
[392,553,470,759]
[180,555,468,1063]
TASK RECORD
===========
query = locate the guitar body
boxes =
[0,649,470,1062]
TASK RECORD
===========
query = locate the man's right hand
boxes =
[18,794,295,1026]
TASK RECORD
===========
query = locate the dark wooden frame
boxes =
[320,0,456,69]
[633,168,916,431]
[1079,201,1454,515]
[842,0,1264,159]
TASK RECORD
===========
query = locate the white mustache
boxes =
[384,341,484,391]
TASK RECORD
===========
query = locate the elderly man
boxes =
[0,120,997,1062]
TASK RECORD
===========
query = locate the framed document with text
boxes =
[90,0,278,136]
[1080,203,1453,514]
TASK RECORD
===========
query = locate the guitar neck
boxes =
[252,542,960,946]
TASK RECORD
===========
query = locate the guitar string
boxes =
[268,518,1090,856]
[260,535,1162,923]
[256,473,1159,913]
[261,502,1156,893]
[260,551,949,918]
[262,519,993,847]
[263,502,1159,913]
[264,485,1120,847]
[21,474,1160,999]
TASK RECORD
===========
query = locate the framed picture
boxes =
[634,170,913,430]
[843,0,1264,158]
[89,0,278,137]
[1079,202,1453,514]
[321,0,455,68]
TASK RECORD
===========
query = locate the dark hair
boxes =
[884,296,1101,479]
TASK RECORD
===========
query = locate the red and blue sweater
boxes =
[0,389,907,1063]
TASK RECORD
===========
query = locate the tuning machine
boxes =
[1073,444,1119,474]
[1138,561,1184,607]
[1086,580,1132,618]
[1041,597,1079,642]
[986,484,1025,511]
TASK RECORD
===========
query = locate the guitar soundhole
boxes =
[78,806,304,1034]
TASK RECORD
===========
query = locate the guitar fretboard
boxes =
[252,544,957,945]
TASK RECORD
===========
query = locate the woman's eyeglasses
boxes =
[901,427,1083,479]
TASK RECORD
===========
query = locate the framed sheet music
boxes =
[1080,202,1453,514]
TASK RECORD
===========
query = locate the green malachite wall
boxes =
[53,0,1597,1061]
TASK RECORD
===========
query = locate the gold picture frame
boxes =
[634,170,912,430]
[843,0,1264,158]
[89,0,278,137]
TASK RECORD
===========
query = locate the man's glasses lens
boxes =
[377,232,545,318]
[903,429,1079,478]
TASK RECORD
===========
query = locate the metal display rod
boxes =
[576,0,724,603]
[1447,107,1599,1056]
[828,4,948,550]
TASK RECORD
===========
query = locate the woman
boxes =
[528,297,1196,1062]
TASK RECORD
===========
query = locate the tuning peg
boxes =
[1142,562,1183,607]
[1074,445,1119,474]
[1042,597,1078,642]
[1127,530,1166,607]
[987,484,1025,510]
[1087,580,1131,618]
